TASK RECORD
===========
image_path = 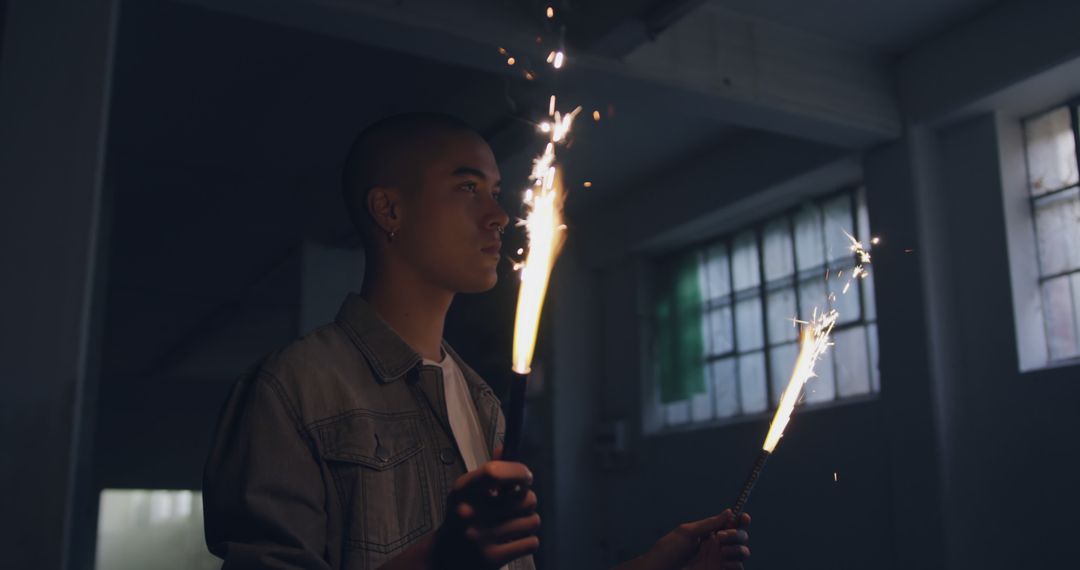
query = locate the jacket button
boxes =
[439,448,457,465]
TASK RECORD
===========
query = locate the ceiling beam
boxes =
[174,0,900,149]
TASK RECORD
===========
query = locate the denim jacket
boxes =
[203,294,535,570]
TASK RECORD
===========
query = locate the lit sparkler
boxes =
[502,50,583,462]
[730,230,874,517]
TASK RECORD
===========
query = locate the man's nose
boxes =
[487,200,510,232]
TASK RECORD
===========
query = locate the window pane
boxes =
[706,305,734,355]
[862,270,877,322]
[732,230,760,290]
[803,348,836,404]
[823,195,854,263]
[1024,107,1078,196]
[769,343,799,407]
[704,242,731,299]
[766,287,798,344]
[828,275,862,324]
[690,371,714,423]
[711,357,739,418]
[868,323,880,392]
[763,218,794,281]
[1042,276,1080,360]
[798,277,828,320]
[834,326,871,397]
[665,400,690,426]
[738,352,768,414]
[794,204,825,271]
[855,188,877,322]
[1033,188,1080,276]
[735,296,764,351]
[1073,273,1080,352]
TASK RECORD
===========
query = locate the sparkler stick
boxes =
[730,231,872,517]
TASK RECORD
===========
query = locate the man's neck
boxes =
[360,261,454,362]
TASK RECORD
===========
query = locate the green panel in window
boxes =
[654,252,706,403]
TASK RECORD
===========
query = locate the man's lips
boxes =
[481,242,502,255]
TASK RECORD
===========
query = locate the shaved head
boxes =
[341,113,481,244]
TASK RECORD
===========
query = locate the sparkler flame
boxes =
[759,230,874,453]
[511,105,582,375]
[762,307,837,452]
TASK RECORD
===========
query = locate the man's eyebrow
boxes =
[452,166,502,187]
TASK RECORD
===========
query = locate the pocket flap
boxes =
[318,411,423,471]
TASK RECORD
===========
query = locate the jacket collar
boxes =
[335,293,422,382]
[334,294,497,398]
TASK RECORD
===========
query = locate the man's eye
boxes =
[460,182,478,193]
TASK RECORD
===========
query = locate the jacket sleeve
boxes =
[203,369,332,569]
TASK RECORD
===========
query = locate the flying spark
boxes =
[553,51,565,69]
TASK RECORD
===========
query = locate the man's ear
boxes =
[367,185,402,234]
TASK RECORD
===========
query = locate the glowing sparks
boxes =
[512,101,581,374]
[583,181,592,188]
[551,107,581,143]
[553,51,565,69]
[546,6,554,18]
[507,57,516,66]
[760,229,874,453]
[834,472,838,482]
[762,307,838,452]
[871,236,881,245]
[512,166,567,374]
[546,51,556,64]
[593,110,601,121]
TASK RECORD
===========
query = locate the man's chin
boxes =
[454,272,499,294]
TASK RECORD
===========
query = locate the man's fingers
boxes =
[679,509,735,537]
[482,536,540,566]
[457,488,537,528]
[737,512,751,528]
[480,513,542,543]
[720,545,751,560]
[452,461,533,495]
[716,528,749,545]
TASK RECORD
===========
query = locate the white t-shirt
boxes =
[423,352,510,570]
[423,351,491,472]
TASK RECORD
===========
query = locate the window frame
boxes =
[1019,99,1080,366]
[644,186,879,433]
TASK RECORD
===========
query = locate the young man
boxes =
[203,113,750,569]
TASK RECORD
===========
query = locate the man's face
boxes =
[396,130,509,293]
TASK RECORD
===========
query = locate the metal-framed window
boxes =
[649,188,879,429]
[1021,102,1080,362]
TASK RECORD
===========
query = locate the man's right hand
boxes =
[432,459,540,569]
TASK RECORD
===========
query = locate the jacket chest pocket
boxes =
[318,411,433,556]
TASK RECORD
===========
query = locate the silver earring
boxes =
[388,229,396,242]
